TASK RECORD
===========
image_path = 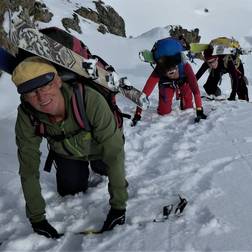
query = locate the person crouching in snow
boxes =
[132,37,207,126]
[196,45,249,101]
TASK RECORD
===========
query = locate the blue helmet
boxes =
[152,37,183,62]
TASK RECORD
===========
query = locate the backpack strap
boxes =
[178,63,186,81]
[72,82,91,132]
[44,148,55,172]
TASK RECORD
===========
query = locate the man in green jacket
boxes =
[12,56,128,238]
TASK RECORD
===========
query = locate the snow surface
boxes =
[1,0,252,251]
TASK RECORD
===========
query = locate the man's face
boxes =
[206,57,219,69]
[23,74,63,115]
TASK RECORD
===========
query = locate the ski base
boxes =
[76,229,102,235]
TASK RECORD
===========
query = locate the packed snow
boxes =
[1,0,252,251]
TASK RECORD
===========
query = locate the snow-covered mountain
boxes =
[1,0,252,251]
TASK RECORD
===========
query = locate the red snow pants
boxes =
[157,83,193,115]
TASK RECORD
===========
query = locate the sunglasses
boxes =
[18,72,56,95]
[23,73,56,98]
[25,81,55,98]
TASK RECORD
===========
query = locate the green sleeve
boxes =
[85,87,128,209]
[15,106,45,223]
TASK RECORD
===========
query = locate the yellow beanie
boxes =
[12,56,58,94]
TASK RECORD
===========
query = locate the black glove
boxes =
[195,107,207,123]
[31,219,61,239]
[131,113,141,127]
[227,93,236,101]
[101,208,126,232]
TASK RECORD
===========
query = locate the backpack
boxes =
[29,27,128,131]
[209,37,241,68]
[19,27,130,171]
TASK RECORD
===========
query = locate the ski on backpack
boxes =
[189,43,209,53]
[139,49,155,64]
[8,10,149,110]
[212,46,252,56]
[190,37,252,56]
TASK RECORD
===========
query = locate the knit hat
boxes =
[12,56,58,94]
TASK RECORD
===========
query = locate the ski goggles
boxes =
[18,72,55,94]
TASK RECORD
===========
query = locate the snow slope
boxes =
[1,0,252,251]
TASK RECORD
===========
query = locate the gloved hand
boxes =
[227,92,236,101]
[195,107,207,123]
[31,219,61,239]
[101,208,126,232]
[139,93,150,110]
[131,113,141,127]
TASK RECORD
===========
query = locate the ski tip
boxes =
[139,49,154,63]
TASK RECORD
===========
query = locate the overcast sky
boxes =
[103,0,252,39]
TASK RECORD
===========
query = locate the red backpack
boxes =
[39,26,127,130]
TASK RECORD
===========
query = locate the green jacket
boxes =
[15,83,128,223]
